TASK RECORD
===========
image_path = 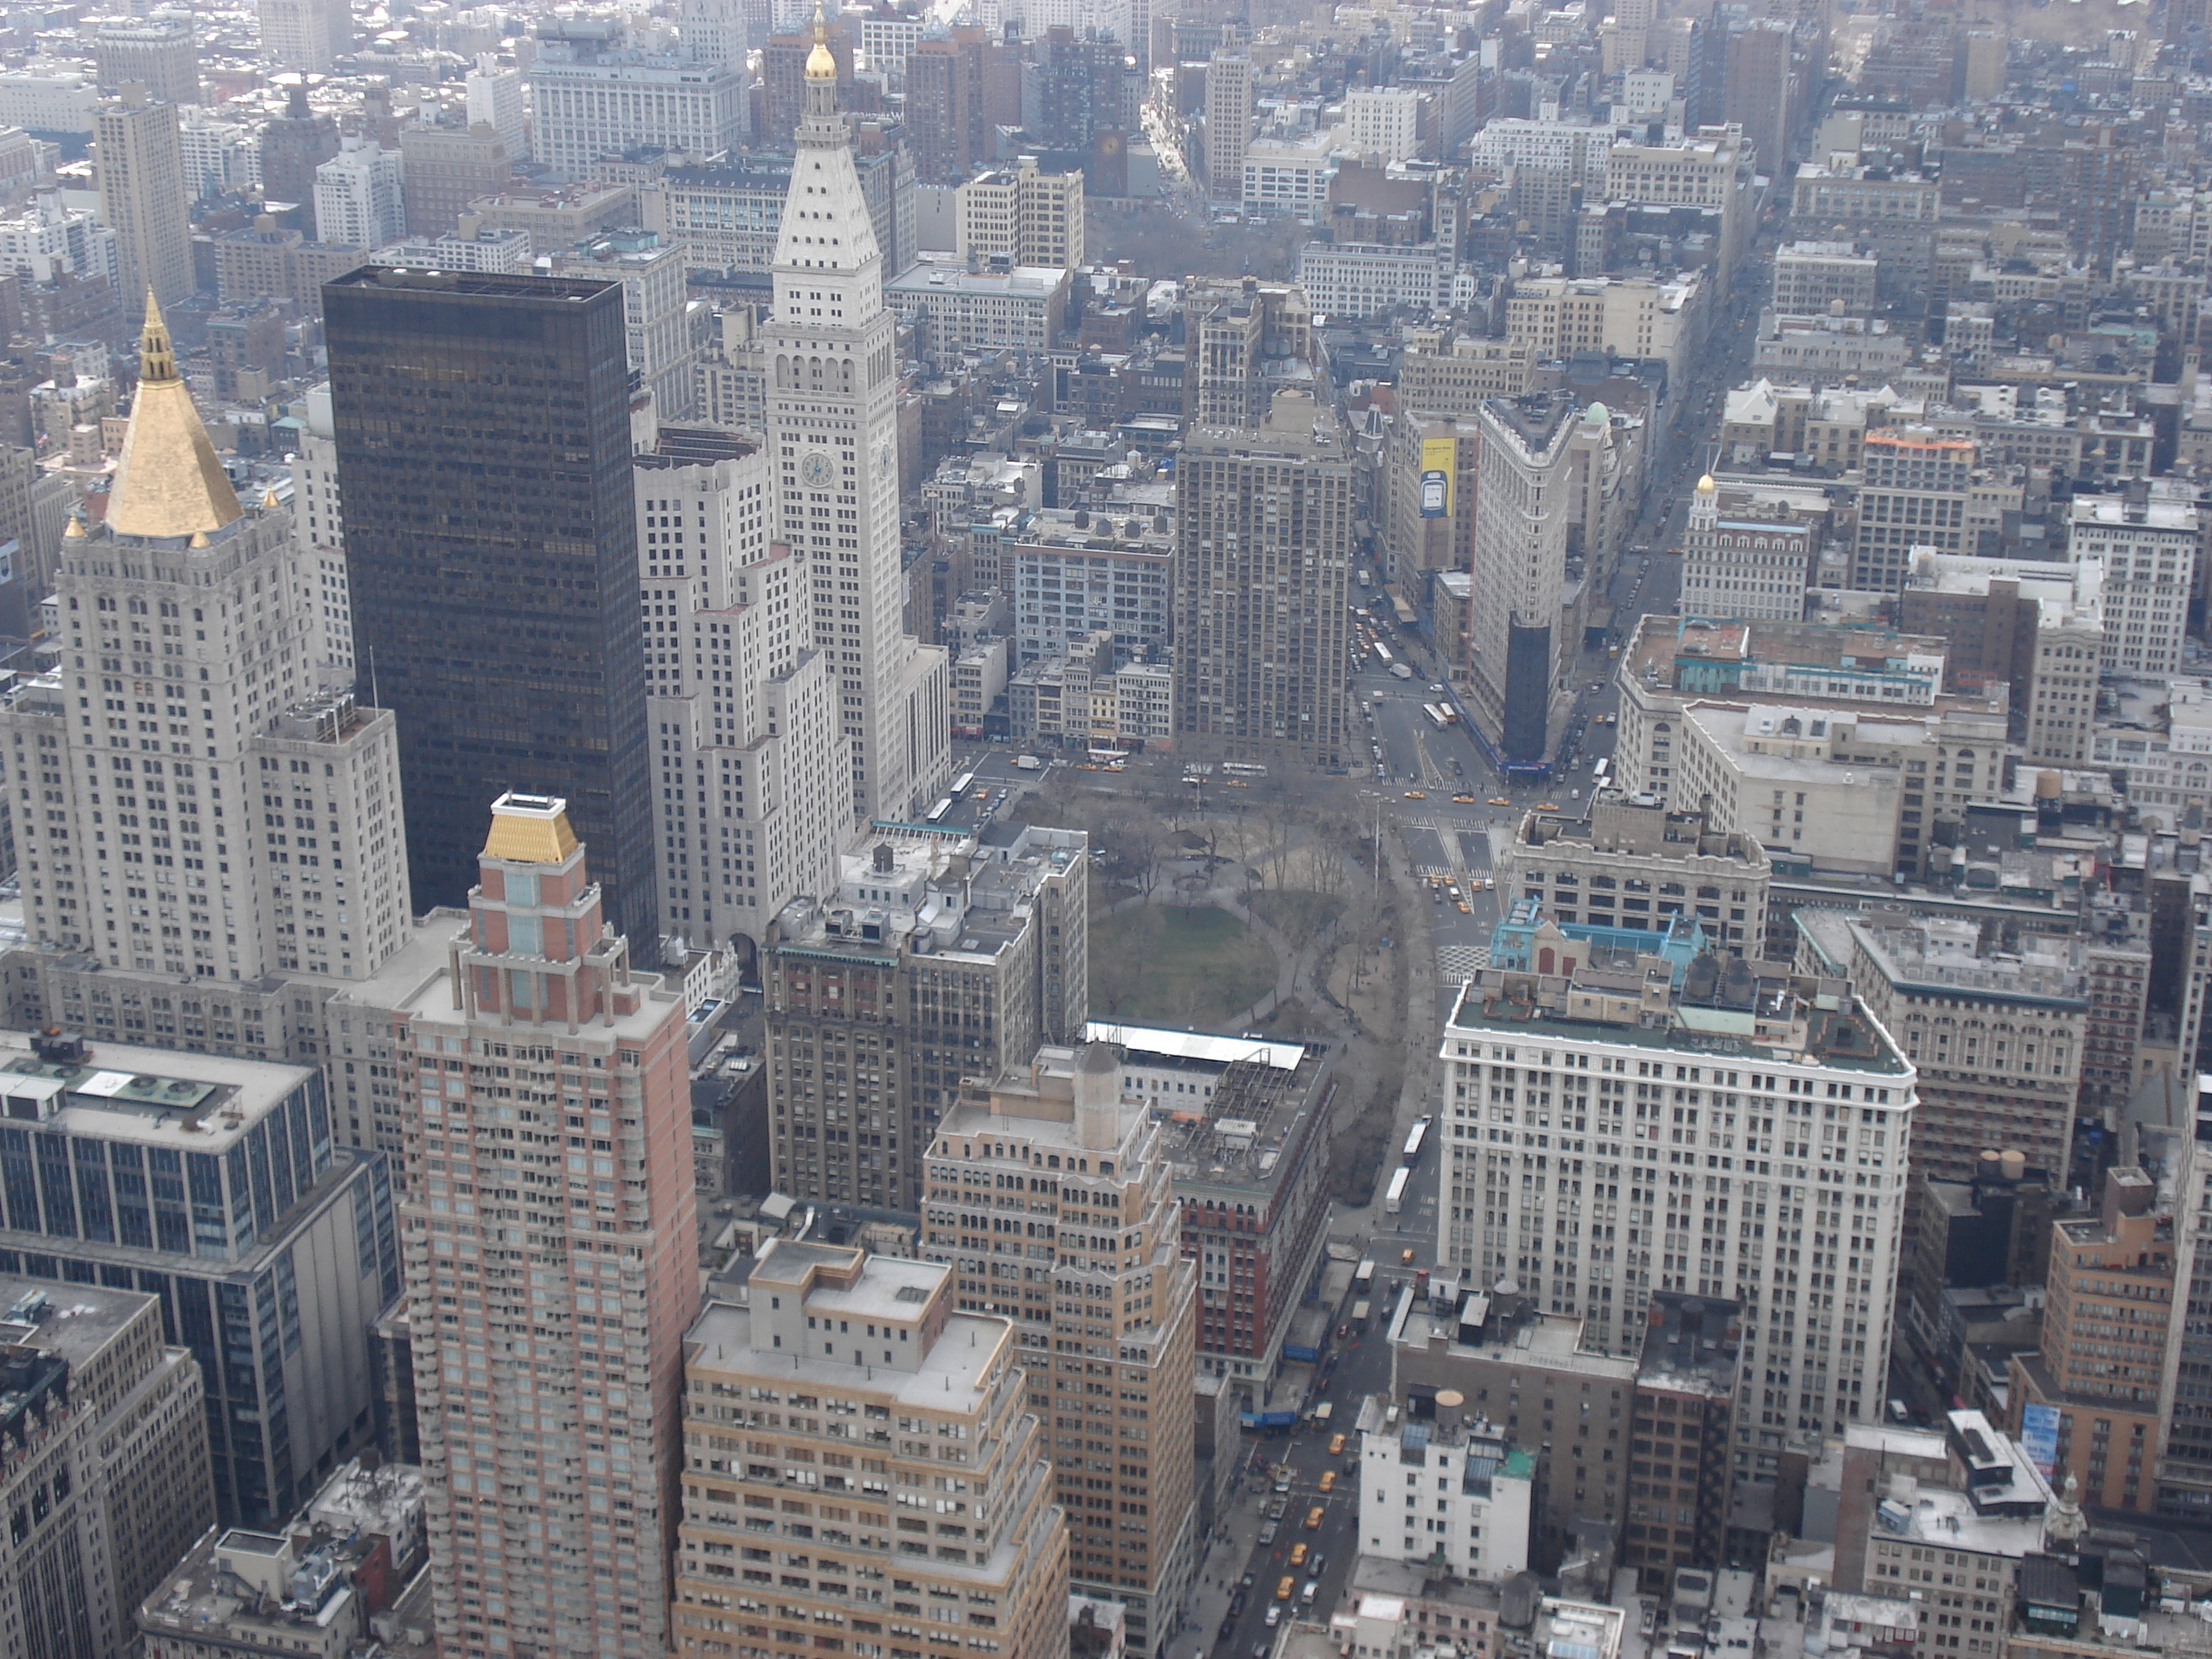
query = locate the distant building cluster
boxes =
[12,7,2212,1659]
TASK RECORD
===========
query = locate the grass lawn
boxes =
[1090,905,1280,1026]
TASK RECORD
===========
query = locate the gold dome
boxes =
[806,0,835,78]
[1694,473,1717,493]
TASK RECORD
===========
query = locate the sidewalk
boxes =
[1166,1460,1276,1659]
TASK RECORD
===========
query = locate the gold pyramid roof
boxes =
[482,793,580,865]
[106,292,244,540]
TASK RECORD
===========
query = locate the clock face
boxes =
[800,450,835,487]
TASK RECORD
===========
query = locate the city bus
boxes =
[950,771,975,797]
[924,797,953,823]
[1372,642,1394,668]
[1384,1167,1410,1214]
[1222,761,1268,778]
[1423,703,1452,729]
[1591,758,1610,785]
[1402,1115,1431,1165]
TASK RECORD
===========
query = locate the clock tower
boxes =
[764,5,948,826]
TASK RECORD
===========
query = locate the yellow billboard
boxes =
[1419,434,1455,518]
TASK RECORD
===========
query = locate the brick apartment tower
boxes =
[396,793,699,1658]
[2009,1166,2174,1512]
[922,1045,1199,1657]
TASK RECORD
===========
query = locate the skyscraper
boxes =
[1850,428,1975,592]
[323,269,656,940]
[1173,389,1351,764]
[670,1242,1072,1659]
[258,82,339,236]
[1203,52,1251,201]
[388,793,698,1659]
[465,56,528,159]
[766,823,1090,1211]
[94,89,192,306]
[0,1276,213,1659]
[257,0,349,73]
[529,20,749,176]
[761,19,949,825]
[93,15,199,104]
[632,428,843,956]
[906,26,987,185]
[0,1029,401,1527]
[1035,26,1130,190]
[1438,959,1917,1456]
[397,123,514,242]
[0,298,412,989]
[313,134,405,249]
[1467,391,1578,770]
[921,1045,1198,1658]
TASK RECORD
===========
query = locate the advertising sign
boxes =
[2020,1401,2060,1478]
[1419,434,1455,518]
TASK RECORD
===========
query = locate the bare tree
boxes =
[1123,812,1168,899]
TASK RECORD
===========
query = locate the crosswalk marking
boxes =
[1437,945,1490,980]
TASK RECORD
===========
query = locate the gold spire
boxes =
[806,1,835,80]
[62,513,83,540]
[106,291,244,541]
[261,485,280,509]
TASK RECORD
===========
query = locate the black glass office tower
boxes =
[322,268,654,940]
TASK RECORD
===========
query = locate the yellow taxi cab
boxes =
[1403,790,1427,800]
[1319,1471,1338,1492]
[1488,797,1511,807]
[1291,1544,1309,1567]
[1456,901,1470,914]
[1277,1577,1296,1602]
[1452,793,1476,804]
[1535,802,1558,811]
[1328,1433,1346,1456]
[1401,1248,1415,1265]
[1305,1506,1324,1529]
